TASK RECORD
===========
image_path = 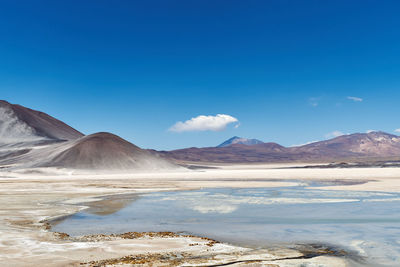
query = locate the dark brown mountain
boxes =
[162,132,400,163]
[0,100,83,142]
[39,132,176,170]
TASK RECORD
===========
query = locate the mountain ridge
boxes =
[162,131,400,163]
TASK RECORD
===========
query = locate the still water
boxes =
[52,185,400,266]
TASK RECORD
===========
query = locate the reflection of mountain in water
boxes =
[83,194,140,216]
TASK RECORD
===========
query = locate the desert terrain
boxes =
[1,164,400,266]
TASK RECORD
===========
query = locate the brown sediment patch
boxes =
[45,228,223,245]
[84,254,279,267]
[74,231,220,244]
[43,221,51,230]
[82,252,203,267]
[53,232,70,240]
[82,251,279,267]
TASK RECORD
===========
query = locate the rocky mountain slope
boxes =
[0,100,83,143]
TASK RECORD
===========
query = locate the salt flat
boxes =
[1,164,399,266]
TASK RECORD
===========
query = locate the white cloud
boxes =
[169,114,239,132]
[347,96,363,102]
[325,130,344,139]
[395,129,400,133]
[366,130,376,133]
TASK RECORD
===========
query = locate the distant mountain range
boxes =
[0,100,176,171]
[161,132,400,163]
[1,100,400,169]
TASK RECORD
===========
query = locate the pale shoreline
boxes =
[1,164,400,266]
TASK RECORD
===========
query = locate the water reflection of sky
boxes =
[52,186,400,266]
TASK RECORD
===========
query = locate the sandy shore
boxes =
[1,164,399,266]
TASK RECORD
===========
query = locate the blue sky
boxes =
[1,0,400,150]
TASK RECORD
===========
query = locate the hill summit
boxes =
[217,136,264,147]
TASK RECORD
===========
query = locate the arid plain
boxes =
[1,164,400,266]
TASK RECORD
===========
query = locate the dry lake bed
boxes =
[1,164,400,266]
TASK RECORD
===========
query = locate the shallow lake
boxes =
[52,185,400,266]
